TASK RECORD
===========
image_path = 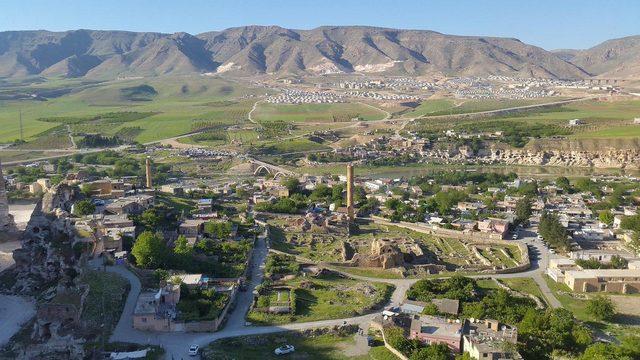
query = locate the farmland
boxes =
[252,102,387,123]
[0,76,263,144]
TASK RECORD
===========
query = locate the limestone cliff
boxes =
[11,183,85,294]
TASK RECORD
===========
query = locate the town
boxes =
[1,143,640,359]
[1,3,640,359]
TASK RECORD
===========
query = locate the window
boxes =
[141,317,147,323]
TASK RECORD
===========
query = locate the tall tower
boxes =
[145,157,153,189]
[346,163,354,221]
[0,160,15,232]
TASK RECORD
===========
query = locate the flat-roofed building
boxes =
[463,319,521,360]
[409,315,463,353]
[564,268,640,293]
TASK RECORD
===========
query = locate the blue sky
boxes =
[0,0,638,50]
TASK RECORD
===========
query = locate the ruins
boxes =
[0,160,17,235]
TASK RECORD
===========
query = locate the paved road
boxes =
[106,218,561,358]
[224,232,268,330]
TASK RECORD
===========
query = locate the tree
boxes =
[410,344,450,360]
[138,209,162,230]
[599,211,614,227]
[282,177,300,194]
[539,211,569,250]
[73,199,96,216]
[620,215,640,232]
[580,343,632,360]
[609,255,628,269]
[131,231,169,269]
[173,235,193,256]
[556,177,571,193]
[586,295,616,321]
[515,196,533,225]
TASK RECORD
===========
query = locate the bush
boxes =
[586,295,616,321]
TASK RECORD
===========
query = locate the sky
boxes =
[0,0,638,50]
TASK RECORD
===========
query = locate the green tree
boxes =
[74,199,96,216]
[609,255,628,269]
[515,196,533,225]
[599,211,614,226]
[539,211,569,250]
[410,344,450,360]
[580,343,632,360]
[131,231,169,269]
[282,177,300,194]
[556,177,571,192]
[586,295,616,321]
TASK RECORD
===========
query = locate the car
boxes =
[550,249,556,254]
[188,344,199,356]
[274,344,295,355]
[511,233,518,240]
[537,235,543,240]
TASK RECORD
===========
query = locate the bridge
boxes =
[249,159,297,179]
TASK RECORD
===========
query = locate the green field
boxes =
[204,332,398,360]
[247,272,393,325]
[499,278,546,303]
[0,76,265,144]
[401,99,457,117]
[253,102,387,123]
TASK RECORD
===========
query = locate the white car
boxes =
[188,344,199,356]
[274,344,295,355]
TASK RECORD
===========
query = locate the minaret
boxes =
[346,163,354,221]
[0,160,15,231]
[145,157,153,189]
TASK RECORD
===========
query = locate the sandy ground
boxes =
[9,202,37,230]
[610,295,640,315]
[0,295,35,347]
[0,240,20,272]
[340,332,370,357]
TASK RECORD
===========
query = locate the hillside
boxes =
[0,26,591,79]
[556,35,640,79]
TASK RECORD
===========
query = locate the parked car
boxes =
[274,344,295,355]
[188,344,199,356]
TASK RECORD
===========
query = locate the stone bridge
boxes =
[249,159,297,179]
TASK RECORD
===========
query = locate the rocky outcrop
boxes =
[422,146,640,169]
[11,183,85,294]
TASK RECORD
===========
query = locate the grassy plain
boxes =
[205,332,398,360]
[247,273,393,325]
[253,102,387,123]
[0,75,265,144]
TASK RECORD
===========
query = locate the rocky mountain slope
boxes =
[555,35,640,79]
[0,26,592,79]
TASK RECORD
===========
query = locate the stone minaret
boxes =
[0,160,15,231]
[346,163,354,221]
[145,157,153,189]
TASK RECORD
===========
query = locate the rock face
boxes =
[0,160,17,234]
[11,183,84,294]
[422,145,640,169]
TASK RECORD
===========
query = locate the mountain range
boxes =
[0,26,638,80]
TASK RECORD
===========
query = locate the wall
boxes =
[369,320,410,360]
[371,217,531,273]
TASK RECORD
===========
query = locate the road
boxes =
[106,217,561,359]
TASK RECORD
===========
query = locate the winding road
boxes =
[105,219,561,359]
